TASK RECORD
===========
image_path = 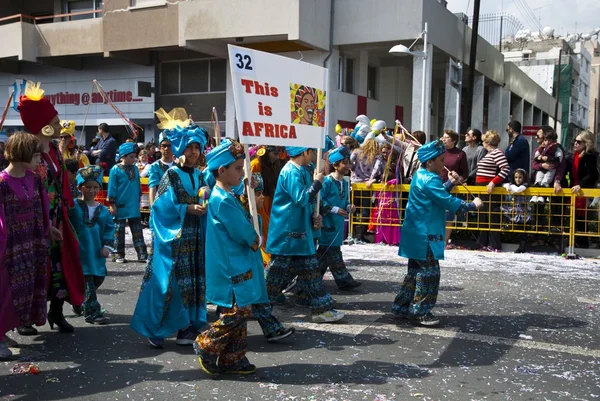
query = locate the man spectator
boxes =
[504,120,530,176]
[92,123,117,171]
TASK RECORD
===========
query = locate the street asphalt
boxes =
[1,242,599,401]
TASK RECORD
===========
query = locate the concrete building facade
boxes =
[0,0,558,150]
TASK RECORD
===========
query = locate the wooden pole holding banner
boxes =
[212,107,221,146]
[0,91,14,132]
[243,143,260,234]
[314,148,323,216]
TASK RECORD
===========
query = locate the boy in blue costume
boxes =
[194,139,266,375]
[70,165,115,324]
[318,146,361,289]
[393,140,483,326]
[131,109,208,348]
[265,146,344,323]
[108,142,148,263]
[240,172,295,343]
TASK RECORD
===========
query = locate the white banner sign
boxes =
[228,44,327,148]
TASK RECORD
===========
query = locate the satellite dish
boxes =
[542,26,555,38]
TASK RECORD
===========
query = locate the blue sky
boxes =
[446,0,600,36]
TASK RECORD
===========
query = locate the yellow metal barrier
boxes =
[350,183,600,254]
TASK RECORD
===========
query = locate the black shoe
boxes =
[266,327,295,343]
[16,325,38,336]
[197,357,220,375]
[72,305,83,316]
[48,301,75,333]
[410,313,440,327]
[339,280,362,290]
[223,363,257,375]
[85,314,109,325]
[514,246,526,253]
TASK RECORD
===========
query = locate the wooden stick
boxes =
[314,148,323,216]
[0,91,14,132]
[402,130,476,199]
[212,107,221,146]
[243,144,260,233]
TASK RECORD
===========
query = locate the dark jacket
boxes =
[96,134,117,171]
[505,134,530,175]
[531,143,567,185]
[562,151,599,188]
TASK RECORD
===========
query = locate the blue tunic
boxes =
[70,200,115,277]
[107,164,141,220]
[130,166,207,338]
[205,185,267,308]
[399,168,463,261]
[320,175,350,247]
[266,161,320,256]
[147,160,173,189]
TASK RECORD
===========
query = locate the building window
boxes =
[65,0,103,20]
[160,59,226,95]
[131,0,166,8]
[338,56,354,94]
[367,65,378,99]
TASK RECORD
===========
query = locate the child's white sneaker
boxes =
[536,197,545,203]
[530,196,538,203]
[312,309,345,323]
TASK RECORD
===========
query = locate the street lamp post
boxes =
[389,22,429,140]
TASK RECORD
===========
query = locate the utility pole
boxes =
[554,49,562,132]
[464,0,481,133]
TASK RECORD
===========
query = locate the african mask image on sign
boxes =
[228,44,327,148]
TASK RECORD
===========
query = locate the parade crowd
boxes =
[0,82,598,376]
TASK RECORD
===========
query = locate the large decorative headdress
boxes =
[205,138,245,171]
[155,107,208,158]
[17,81,59,136]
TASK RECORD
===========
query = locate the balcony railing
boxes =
[0,9,102,26]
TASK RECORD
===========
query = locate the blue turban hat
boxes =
[328,146,351,164]
[417,139,446,164]
[286,146,310,158]
[76,165,104,187]
[205,139,245,171]
[116,142,137,161]
[165,124,208,158]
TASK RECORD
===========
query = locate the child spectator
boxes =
[0,133,50,358]
[108,143,148,263]
[531,129,563,203]
[70,166,115,324]
[319,146,361,289]
[501,168,532,253]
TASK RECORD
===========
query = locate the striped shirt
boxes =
[475,148,510,185]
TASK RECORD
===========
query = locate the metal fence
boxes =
[350,183,600,254]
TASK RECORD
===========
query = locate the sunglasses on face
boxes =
[574,139,582,144]
[160,143,171,149]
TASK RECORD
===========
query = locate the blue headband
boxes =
[417,139,446,164]
[205,139,245,171]
[252,172,264,192]
[286,146,310,158]
[328,146,351,164]
[116,142,137,161]
[76,165,104,187]
[165,124,208,158]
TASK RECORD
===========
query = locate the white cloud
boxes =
[446,0,600,36]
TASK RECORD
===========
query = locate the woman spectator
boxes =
[475,130,510,251]
[566,130,599,248]
[462,128,487,185]
[350,138,383,241]
[440,130,469,248]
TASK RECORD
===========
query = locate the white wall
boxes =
[518,65,555,93]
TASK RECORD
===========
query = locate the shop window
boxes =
[338,56,354,94]
[367,65,378,99]
[160,59,227,95]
